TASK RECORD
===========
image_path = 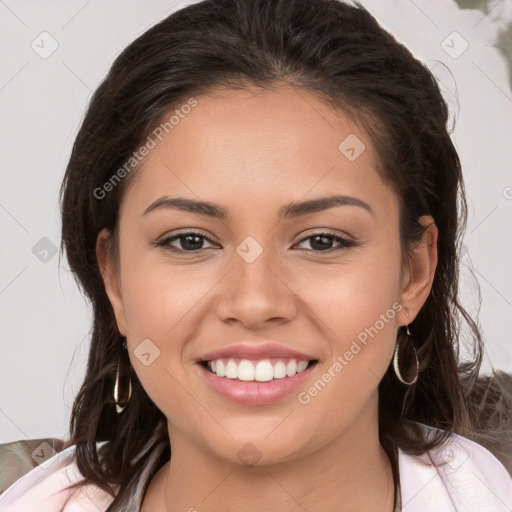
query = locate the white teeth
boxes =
[286,360,297,377]
[297,360,308,373]
[216,360,226,377]
[273,361,287,379]
[225,360,238,379]
[254,361,274,382]
[238,360,255,381]
[206,358,312,381]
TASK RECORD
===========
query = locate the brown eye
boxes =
[295,232,357,252]
[156,232,217,252]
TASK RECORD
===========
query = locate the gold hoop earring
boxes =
[393,324,419,385]
[114,338,132,413]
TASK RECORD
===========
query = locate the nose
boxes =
[215,244,298,329]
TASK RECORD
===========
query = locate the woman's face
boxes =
[98,84,437,466]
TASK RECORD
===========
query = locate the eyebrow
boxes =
[142,194,375,219]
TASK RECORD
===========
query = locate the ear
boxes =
[399,215,438,325]
[96,227,128,336]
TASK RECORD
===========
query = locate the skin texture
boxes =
[96,84,438,512]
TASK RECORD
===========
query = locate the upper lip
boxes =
[198,343,317,362]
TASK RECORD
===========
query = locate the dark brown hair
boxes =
[58,0,511,509]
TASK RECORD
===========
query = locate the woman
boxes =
[1,0,511,510]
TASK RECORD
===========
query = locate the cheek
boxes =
[119,259,205,429]
[120,245,214,341]
[118,248,224,420]
[302,244,402,340]
[292,280,401,441]
[298,243,402,399]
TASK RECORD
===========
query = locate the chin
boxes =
[198,422,316,468]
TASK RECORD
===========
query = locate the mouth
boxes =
[196,357,319,405]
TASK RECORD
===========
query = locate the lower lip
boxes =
[197,362,317,405]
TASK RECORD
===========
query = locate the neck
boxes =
[148,394,396,512]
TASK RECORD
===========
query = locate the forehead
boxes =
[120,85,398,223]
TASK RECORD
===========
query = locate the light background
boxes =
[1,0,511,443]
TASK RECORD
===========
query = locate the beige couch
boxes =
[0,438,66,494]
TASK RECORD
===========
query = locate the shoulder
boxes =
[398,421,512,511]
[0,440,115,512]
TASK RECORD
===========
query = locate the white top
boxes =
[1,424,511,511]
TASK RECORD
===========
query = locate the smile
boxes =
[197,358,319,405]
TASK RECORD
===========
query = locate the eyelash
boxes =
[154,230,358,254]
